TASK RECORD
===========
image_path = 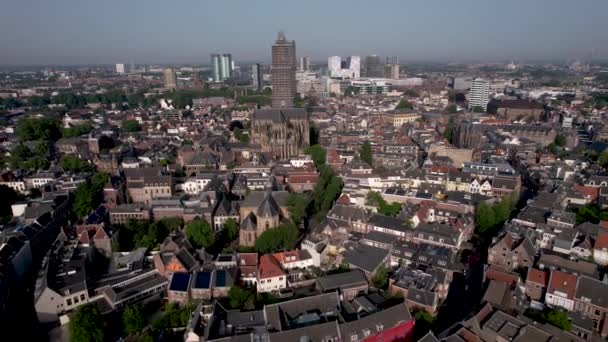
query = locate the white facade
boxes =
[0,181,26,193]
[257,274,286,293]
[328,56,360,79]
[182,176,212,195]
[29,177,53,189]
[469,78,490,111]
[546,291,574,311]
[593,247,608,266]
[115,63,127,74]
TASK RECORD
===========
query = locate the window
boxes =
[80,294,85,301]
[67,299,72,306]
[351,334,358,341]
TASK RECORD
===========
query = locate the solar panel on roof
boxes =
[169,272,190,292]
[215,270,226,287]
[195,271,211,289]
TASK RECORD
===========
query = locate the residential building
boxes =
[257,254,286,293]
[545,270,578,311]
[469,78,490,111]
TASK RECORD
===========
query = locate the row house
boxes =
[488,233,535,271]
[326,204,369,234]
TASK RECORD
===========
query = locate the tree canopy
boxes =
[255,221,299,253]
[16,117,62,141]
[306,144,326,170]
[359,141,373,166]
[121,119,141,132]
[62,156,94,173]
[371,265,390,289]
[62,124,93,138]
[366,191,401,216]
[122,305,146,336]
[543,309,571,331]
[70,304,106,342]
[475,194,518,236]
[72,173,109,218]
[186,218,215,249]
[554,134,567,147]
[395,99,413,110]
[286,193,308,226]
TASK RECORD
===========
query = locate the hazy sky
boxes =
[1,0,607,66]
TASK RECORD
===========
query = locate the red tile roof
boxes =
[258,254,285,280]
[547,270,577,299]
[574,185,600,200]
[595,231,608,250]
[526,268,548,287]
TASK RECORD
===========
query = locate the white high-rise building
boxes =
[211,53,233,82]
[115,63,127,74]
[469,78,490,111]
[327,56,360,79]
[299,56,311,71]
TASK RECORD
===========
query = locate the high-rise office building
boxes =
[327,56,360,78]
[299,56,311,71]
[115,63,127,74]
[365,55,383,78]
[384,64,400,79]
[163,68,177,89]
[211,53,233,82]
[271,31,296,107]
[221,54,232,80]
[469,78,490,111]
[252,63,263,91]
[211,54,221,82]
[386,56,399,65]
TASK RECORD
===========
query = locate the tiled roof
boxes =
[547,270,577,299]
[258,254,285,280]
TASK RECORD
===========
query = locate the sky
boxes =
[1,0,607,66]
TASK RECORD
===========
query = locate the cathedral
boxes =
[251,108,310,159]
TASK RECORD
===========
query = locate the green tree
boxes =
[359,140,373,166]
[371,265,390,289]
[305,144,326,170]
[122,305,146,336]
[286,193,308,226]
[554,134,567,147]
[395,99,413,110]
[70,304,105,342]
[71,173,109,218]
[221,218,239,242]
[443,116,456,143]
[414,310,436,340]
[35,141,49,156]
[576,204,600,224]
[446,104,458,114]
[62,155,93,173]
[475,202,496,234]
[228,287,255,310]
[471,105,485,113]
[121,119,141,132]
[543,309,571,331]
[599,151,608,169]
[62,124,93,138]
[23,156,49,171]
[16,117,62,141]
[186,218,214,249]
[255,221,299,253]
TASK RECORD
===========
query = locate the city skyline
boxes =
[1,0,608,66]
